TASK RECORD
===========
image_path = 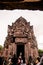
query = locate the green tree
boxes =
[38,49,43,57]
[38,49,43,53]
[0,45,3,51]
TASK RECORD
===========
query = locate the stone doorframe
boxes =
[14,37,28,61]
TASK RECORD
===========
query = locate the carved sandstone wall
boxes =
[3,17,39,62]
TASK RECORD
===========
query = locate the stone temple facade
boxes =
[3,17,38,62]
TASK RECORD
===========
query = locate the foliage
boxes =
[38,49,43,57]
[38,49,43,53]
[0,45,3,51]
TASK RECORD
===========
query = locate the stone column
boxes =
[33,47,39,58]
[25,43,29,64]
[8,44,13,58]
[12,43,17,55]
[30,48,34,58]
[8,44,12,55]
[27,42,31,56]
[25,42,33,63]
[3,48,8,59]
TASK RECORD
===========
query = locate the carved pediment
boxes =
[8,17,30,37]
[13,17,27,25]
[12,17,30,30]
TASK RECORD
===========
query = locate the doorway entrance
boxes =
[17,44,24,58]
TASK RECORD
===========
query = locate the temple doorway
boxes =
[17,44,24,58]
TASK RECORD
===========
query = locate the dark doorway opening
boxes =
[17,44,24,58]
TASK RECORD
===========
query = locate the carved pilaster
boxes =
[33,47,39,58]
[25,43,29,63]
[12,43,17,55]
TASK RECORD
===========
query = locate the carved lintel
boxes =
[15,38,28,43]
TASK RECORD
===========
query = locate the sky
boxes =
[0,10,43,50]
